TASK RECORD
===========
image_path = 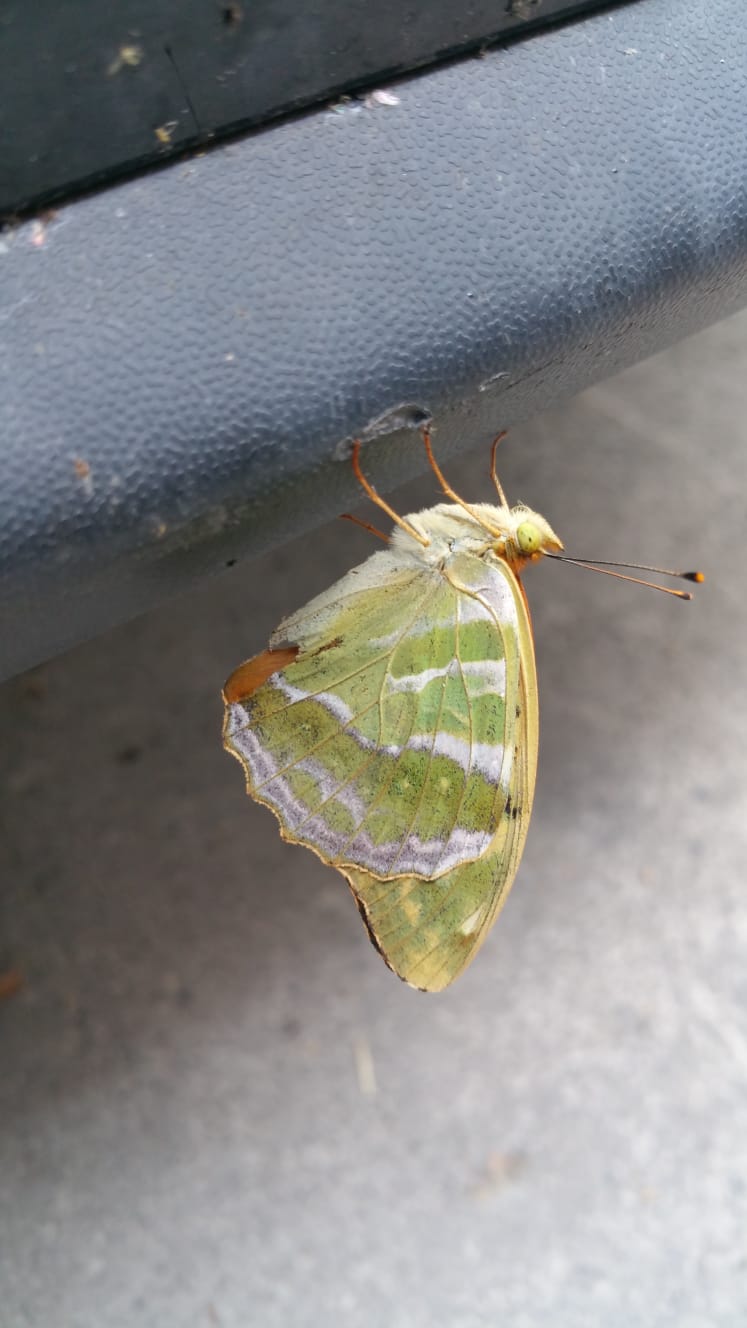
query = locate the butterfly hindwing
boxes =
[224,546,521,880]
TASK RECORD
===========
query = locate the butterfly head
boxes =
[499,506,564,568]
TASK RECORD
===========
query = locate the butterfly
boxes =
[223,429,699,991]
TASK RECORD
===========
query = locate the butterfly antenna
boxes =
[489,431,509,507]
[421,427,504,536]
[549,555,704,583]
[350,440,430,547]
[546,554,696,600]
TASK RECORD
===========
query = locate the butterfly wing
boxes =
[223,544,538,990]
[347,631,536,990]
[224,547,520,880]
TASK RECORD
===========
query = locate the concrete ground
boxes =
[1,311,746,1328]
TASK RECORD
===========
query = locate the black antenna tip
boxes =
[683,571,705,583]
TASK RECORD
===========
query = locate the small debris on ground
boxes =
[0,970,23,1003]
[352,1033,377,1096]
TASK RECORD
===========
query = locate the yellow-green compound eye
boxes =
[516,521,541,554]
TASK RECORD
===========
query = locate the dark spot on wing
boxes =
[312,635,343,656]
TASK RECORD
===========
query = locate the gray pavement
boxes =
[1,311,746,1327]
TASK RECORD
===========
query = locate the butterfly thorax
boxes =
[391,501,563,572]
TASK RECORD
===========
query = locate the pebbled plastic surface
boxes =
[1,0,747,680]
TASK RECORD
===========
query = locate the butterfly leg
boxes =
[489,432,509,508]
[339,511,390,543]
[350,440,430,547]
[421,426,506,533]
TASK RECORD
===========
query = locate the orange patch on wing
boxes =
[223,646,299,703]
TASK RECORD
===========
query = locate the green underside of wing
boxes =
[346,854,508,993]
[225,542,540,990]
[345,693,534,993]
[226,556,518,880]
[252,698,501,849]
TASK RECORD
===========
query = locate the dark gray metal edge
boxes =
[1,0,746,679]
[1,0,623,218]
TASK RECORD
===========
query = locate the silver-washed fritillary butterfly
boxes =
[223,430,700,991]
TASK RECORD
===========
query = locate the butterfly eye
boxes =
[517,521,541,554]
